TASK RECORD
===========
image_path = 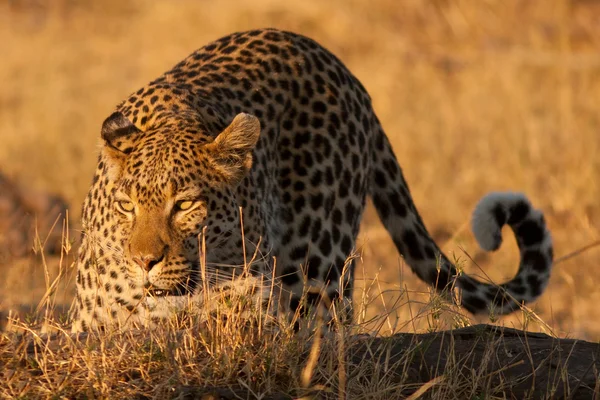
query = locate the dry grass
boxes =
[0,266,576,399]
[0,272,587,399]
[0,0,599,397]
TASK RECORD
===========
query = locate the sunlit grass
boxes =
[1,216,579,397]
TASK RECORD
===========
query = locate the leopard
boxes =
[71,28,553,333]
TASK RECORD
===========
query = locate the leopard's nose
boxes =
[132,249,166,272]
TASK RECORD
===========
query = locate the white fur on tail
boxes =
[471,192,532,251]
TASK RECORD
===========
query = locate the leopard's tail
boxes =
[368,125,553,315]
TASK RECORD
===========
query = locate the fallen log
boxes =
[345,324,600,399]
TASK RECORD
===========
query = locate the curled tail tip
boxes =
[471,192,532,251]
[461,192,553,315]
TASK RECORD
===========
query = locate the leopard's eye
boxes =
[175,200,194,211]
[116,200,135,213]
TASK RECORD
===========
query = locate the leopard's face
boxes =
[100,111,261,298]
[111,171,209,297]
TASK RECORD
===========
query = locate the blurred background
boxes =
[0,0,598,339]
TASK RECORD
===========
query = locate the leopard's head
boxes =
[99,109,261,298]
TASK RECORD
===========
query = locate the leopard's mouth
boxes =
[145,266,200,298]
[146,288,182,297]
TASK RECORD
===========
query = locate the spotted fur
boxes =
[71,29,553,332]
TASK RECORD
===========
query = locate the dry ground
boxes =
[0,0,599,341]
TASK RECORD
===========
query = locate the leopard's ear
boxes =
[101,112,141,155]
[100,112,142,180]
[207,113,261,183]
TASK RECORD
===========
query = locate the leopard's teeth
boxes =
[147,289,169,297]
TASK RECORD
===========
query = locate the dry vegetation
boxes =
[0,0,599,398]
